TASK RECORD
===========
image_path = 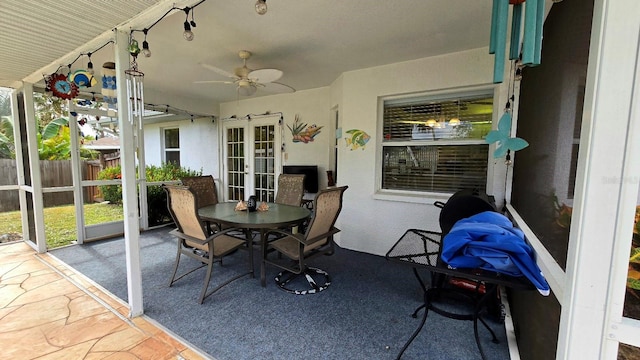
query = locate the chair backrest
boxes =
[181,175,218,208]
[275,174,306,206]
[163,185,208,241]
[305,186,348,240]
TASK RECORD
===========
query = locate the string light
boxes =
[87,52,94,74]
[183,7,195,41]
[141,29,151,57]
[255,0,267,15]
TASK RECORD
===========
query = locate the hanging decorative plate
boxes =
[69,70,97,88]
[47,73,79,99]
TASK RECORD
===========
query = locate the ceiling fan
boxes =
[196,50,295,96]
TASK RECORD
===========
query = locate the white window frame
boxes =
[376,87,495,202]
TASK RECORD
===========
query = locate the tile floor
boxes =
[0,241,210,360]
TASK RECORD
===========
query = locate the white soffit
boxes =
[0,0,175,87]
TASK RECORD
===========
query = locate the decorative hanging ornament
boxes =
[47,73,79,99]
[69,69,97,87]
[101,62,117,105]
[128,39,141,57]
[485,111,529,158]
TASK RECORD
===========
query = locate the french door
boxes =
[222,116,282,202]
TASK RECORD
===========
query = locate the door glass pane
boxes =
[227,127,245,201]
[254,125,275,202]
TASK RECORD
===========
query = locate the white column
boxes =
[557,0,640,358]
[114,29,144,317]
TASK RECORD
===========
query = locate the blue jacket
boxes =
[440,211,550,296]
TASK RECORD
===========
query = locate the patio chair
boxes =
[274,173,306,206]
[163,184,253,304]
[272,173,307,235]
[181,175,219,233]
[264,185,348,294]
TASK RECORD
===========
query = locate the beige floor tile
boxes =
[0,283,26,308]
[128,337,180,360]
[179,347,209,360]
[0,295,69,332]
[0,319,66,359]
[11,278,81,306]
[68,293,111,322]
[44,312,129,347]
[34,339,97,360]
[22,271,64,290]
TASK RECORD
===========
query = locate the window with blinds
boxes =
[381,92,493,194]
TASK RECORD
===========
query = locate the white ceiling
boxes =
[0,0,556,110]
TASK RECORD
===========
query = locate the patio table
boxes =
[385,228,534,360]
[198,202,311,287]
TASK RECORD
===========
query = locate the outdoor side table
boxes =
[385,229,534,360]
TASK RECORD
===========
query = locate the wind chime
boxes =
[490,0,545,84]
[485,0,542,162]
[125,38,145,131]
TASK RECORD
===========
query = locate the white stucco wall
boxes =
[333,47,505,256]
[144,117,220,177]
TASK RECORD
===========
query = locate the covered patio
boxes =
[1,1,640,359]
[4,228,516,359]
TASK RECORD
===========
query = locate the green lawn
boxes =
[0,203,124,249]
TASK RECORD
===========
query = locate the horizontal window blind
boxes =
[383,96,493,142]
[382,144,488,193]
[380,92,492,194]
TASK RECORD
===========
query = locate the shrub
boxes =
[146,163,201,226]
[96,163,202,226]
[97,165,122,204]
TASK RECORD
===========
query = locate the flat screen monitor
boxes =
[282,165,319,193]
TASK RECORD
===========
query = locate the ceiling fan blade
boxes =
[248,68,283,83]
[200,63,237,79]
[261,82,295,94]
[193,80,235,84]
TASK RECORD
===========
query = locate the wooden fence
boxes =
[0,152,121,212]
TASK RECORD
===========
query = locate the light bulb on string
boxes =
[183,7,194,41]
[142,29,151,58]
[87,52,94,75]
[255,0,267,15]
[505,150,513,166]
[183,21,194,41]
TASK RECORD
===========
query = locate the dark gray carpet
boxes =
[51,227,511,360]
